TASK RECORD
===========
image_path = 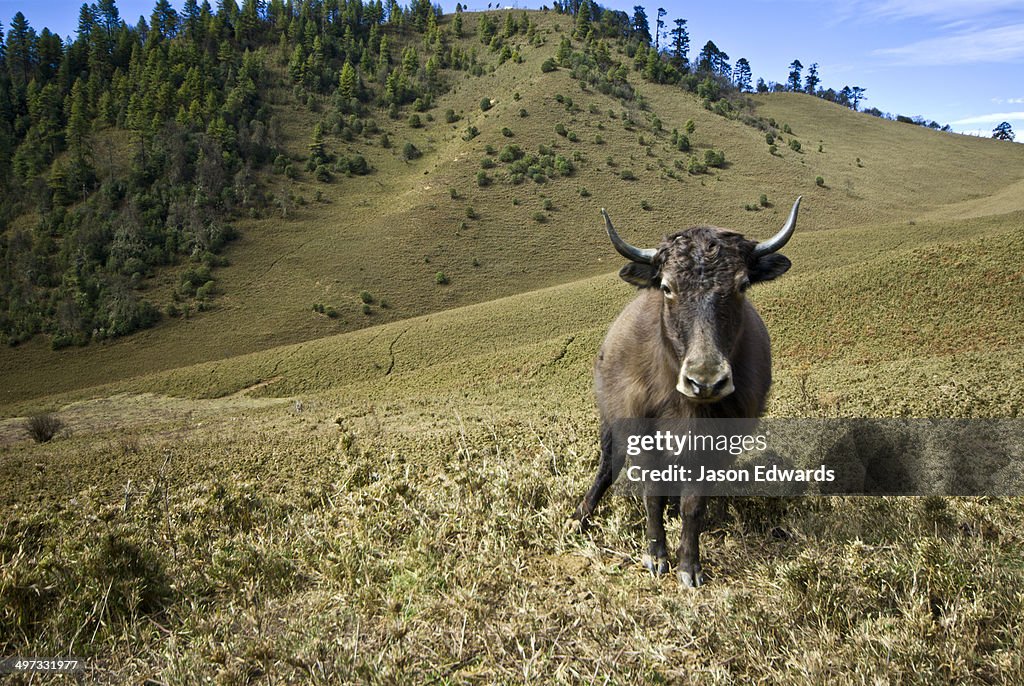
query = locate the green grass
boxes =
[2,9,1024,683]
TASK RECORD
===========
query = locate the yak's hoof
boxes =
[677,568,705,588]
[642,554,670,576]
[565,512,593,535]
[563,517,585,535]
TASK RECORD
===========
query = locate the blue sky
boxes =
[4,0,1023,139]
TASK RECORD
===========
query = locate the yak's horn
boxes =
[602,208,657,264]
[752,196,802,257]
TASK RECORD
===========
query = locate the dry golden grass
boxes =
[2,10,1024,684]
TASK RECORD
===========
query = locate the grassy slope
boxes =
[3,10,1024,684]
[4,11,1024,407]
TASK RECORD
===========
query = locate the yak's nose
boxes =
[686,374,732,398]
[677,362,734,401]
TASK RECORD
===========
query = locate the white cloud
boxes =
[859,0,1024,21]
[948,111,1024,125]
[873,23,1024,65]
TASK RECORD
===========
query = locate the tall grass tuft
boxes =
[25,413,63,443]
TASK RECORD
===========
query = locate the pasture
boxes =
[2,9,1024,683]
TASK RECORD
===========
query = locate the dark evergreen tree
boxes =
[804,62,819,94]
[992,121,1015,141]
[6,12,36,87]
[697,40,727,76]
[78,4,98,39]
[150,0,180,40]
[787,59,802,91]
[574,0,593,38]
[631,6,651,44]
[668,18,688,71]
[655,7,665,51]
[838,85,852,107]
[734,57,751,92]
[182,0,201,36]
[714,47,730,79]
[850,85,866,110]
[97,0,121,36]
[697,40,716,72]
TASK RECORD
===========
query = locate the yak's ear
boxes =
[619,262,659,288]
[749,253,791,284]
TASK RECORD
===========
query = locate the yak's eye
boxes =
[660,283,675,299]
[738,278,751,293]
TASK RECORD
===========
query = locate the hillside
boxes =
[2,6,1024,684]
[2,197,1023,680]
[3,8,1024,406]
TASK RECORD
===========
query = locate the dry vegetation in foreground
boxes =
[2,378,1023,683]
[4,221,1024,682]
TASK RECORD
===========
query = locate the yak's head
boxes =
[603,198,801,403]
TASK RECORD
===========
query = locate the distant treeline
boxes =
[554,1,952,131]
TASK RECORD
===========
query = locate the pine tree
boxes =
[6,12,37,87]
[65,77,91,150]
[714,48,730,79]
[151,0,180,40]
[850,86,866,111]
[36,29,62,83]
[557,35,572,65]
[237,0,261,48]
[804,62,820,94]
[787,59,803,91]
[78,4,98,38]
[838,85,852,107]
[401,45,418,77]
[97,0,121,37]
[183,0,201,37]
[574,0,592,38]
[631,6,651,44]
[734,57,751,92]
[338,60,357,101]
[655,7,665,51]
[643,45,661,82]
[669,19,688,71]
[697,40,719,73]
[992,121,1015,141]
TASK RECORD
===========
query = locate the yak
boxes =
[573,198,802,587]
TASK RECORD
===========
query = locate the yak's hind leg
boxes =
[676,494,707,587]
[572,421,620,530]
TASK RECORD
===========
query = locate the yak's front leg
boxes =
[642,494,670,575]
[572,422,620,531]
[676,494,707,587]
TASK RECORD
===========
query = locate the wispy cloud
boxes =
[949,111,1024,125]
[857,0,1024,21]
[873,24,1024,65]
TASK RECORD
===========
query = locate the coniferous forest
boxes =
[0,0,909,350]
[0,0,468,348]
